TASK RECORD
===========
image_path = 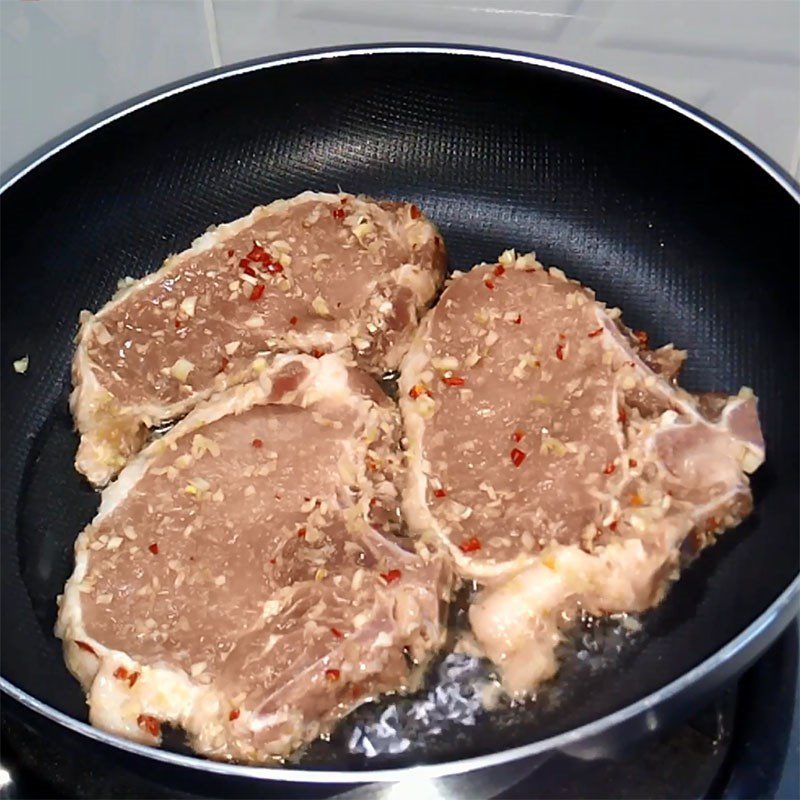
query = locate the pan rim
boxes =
[1,43,798,782]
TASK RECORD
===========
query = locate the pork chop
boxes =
[72,191,446,486]
[57,353,450,761]
[400,250,764,694]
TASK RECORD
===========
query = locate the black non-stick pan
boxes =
[2,45,798,793]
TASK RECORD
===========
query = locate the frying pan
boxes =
[1,45,798,793]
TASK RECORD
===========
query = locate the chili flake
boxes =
[380,569,402,584]
[246,244,271,262]
[297,527,307,538]
[252,438,263,448]
[618,408,628,424]
[332,207,346,220]
[325,668,341,681]
[510,448,526,467]
[242,264,257,277]
[484,279,495,290]
[459,537,482,553]
[128,672,140,687]
[555,343,565,360]
[512,430,525,442]
[218,356,229,373]
[629,458,638,468]
[331,627,344,638]
[311,348,324,358]
[113,666,129,681]
[249,284,265,301]
[229,709,241,721]
[137,714,161,737]
[227,249,234,257]
[630,493,644,506]
[609,520,619,532]
[634,329,649,348]
[588,328,603,338]
[493,264,505,277]
[441,375,465,387]
[148,542,159,555]
[410,204,421,220]
[409,383,430,399]
[433,488,447,498]
[513,314,522,324]
[602,462,616,475]
[289,316,298,325]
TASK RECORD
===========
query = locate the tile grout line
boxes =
[203,0,223,68]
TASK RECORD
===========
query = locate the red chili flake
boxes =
[174,319,183,329]
[227,249,234,257]
[331,627,344,638]
[297,527,306,538]
[630,493,644,507]
[269,558,276,565]
[602,462,616,475]
[609,520,619,532]
[433,488,447,498]
[459,537,482,553]
[252,438,263,448]
[242,264,257,277]
[588,328,604,338]
[128,672,140,687]
[369,497,378,507]
[380,569,402,584]
[137,714,161,737]
[332,207,346,220]
[113,666,129,681]
[512,430,525,442]
[409,383,429,399]
[513,314,522,324]
[238,259,250,270]
[246,244,269,262]
[629,458,638,468]
[634,329,649,348]
[325,668,341,681]
[311,348,324,358]
[218,357,229,373]
[484,279,495,290]
[493,264,505,277]
[249,284,265,302]
[618,408,628,424]
[229,709,240,721]
[510,448,526,467]
[289,316,298,326]
[410,204,421,220]
[75,641,96,656]
[441,375,465,387]
[148,542,159,555]
[555,343,565,360]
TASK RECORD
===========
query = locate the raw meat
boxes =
[72,191,446,485]
[399,250,764,695]
[57,353,450,761]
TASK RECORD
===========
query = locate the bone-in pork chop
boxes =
[57,354,450,761]
[72,191,446,485]
[400,250,764,694]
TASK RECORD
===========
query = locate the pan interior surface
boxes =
[1,50,797,771]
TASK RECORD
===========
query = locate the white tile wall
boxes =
[2,0,799,180]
